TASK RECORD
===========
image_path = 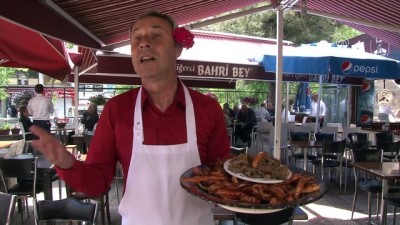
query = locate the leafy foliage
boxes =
[197,7,361,105]
[114,85,137,95]
[202,7,361,46]
[88,94,108,105]
[11,89,35,108]
[0,68,16,100]
[0,122,11,130]
[241,96,259,106]
[204,92,218,101]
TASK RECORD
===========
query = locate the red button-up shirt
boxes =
[57,83,230,196]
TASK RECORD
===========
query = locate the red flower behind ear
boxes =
[173,27,194,49]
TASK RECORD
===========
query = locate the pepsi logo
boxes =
[360,114,371,124]
[361,80,371,93]
[341,61,352,75]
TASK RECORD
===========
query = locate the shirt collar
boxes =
[140,80,186,109]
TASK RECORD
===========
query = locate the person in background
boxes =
[223,108,232,127]
[29,11,229,225]
[233,103,240,119]
[19,106,32,138]
[310,93,326,128]
[223,102,235,119]
[7,105,18,118]
[81,103,99,132]
[254,102,270,122]
[27,84,54,133]
[266,101,275,120]
[236,104,257,146]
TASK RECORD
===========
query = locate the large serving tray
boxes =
[180,165,326,213]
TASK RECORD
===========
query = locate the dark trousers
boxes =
[32,120,51,133]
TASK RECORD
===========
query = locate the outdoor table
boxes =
[350,162,400,225]
[51,126,75,145]
[0,140,17,148]
[288,141,323,170]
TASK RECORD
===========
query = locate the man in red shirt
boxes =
[30,11,230,225]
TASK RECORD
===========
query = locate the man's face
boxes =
[130,16,182,80]
[312,95,318,101]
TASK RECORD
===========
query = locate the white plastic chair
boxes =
[18,122,32,153]
[320,126,339,140]
[327,123,343,139]
[226,127,233,146]
[342,127,361,141]
[267,124,288,162]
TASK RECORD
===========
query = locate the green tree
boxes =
[198,8,361,104]
[114,85,137,95]
[0,68,15,100]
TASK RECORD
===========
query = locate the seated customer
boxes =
[80,103,99,132]
[19,106,33,140]
[235,104,257,146]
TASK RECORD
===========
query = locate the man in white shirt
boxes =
[27,84,54,133]
[310,94,326,128]
[254,102,270,122]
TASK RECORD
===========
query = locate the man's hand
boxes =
[29,125,74,169]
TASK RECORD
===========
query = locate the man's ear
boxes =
[175,44,183,58]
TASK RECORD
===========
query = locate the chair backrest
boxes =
[303,123,319,132]
[268,125,288,148]
[0,192,17,225]
[322,139,347,155]
[377,140,400,155]
[351,149,383,162]
[285,122,297,133]
[18,122,26,136]
[35,198,99,225]
[293,125,312,133]
[0,157,38,198]
[289,132,310,141]
[226,127,233,145]
[375,132,394,147]
[315,133,335,142]
[320,126,338,135]
[342,127,361,140]
[257,122,272,132]
[327,123,343,132]
[348,132,368,143]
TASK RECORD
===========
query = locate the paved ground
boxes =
[9,161,400,225]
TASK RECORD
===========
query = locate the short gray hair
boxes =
[129,11,177,34]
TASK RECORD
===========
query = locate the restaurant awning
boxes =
[70,53,363,86]
[0,18,72,80]
[1,1,399,51]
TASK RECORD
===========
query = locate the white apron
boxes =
[118,85,214,225]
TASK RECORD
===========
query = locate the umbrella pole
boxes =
[74,66,80,135]
[285,83,289,123]
[315,76,323,133]
[346,86,351,127]
[273,7,284,160]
